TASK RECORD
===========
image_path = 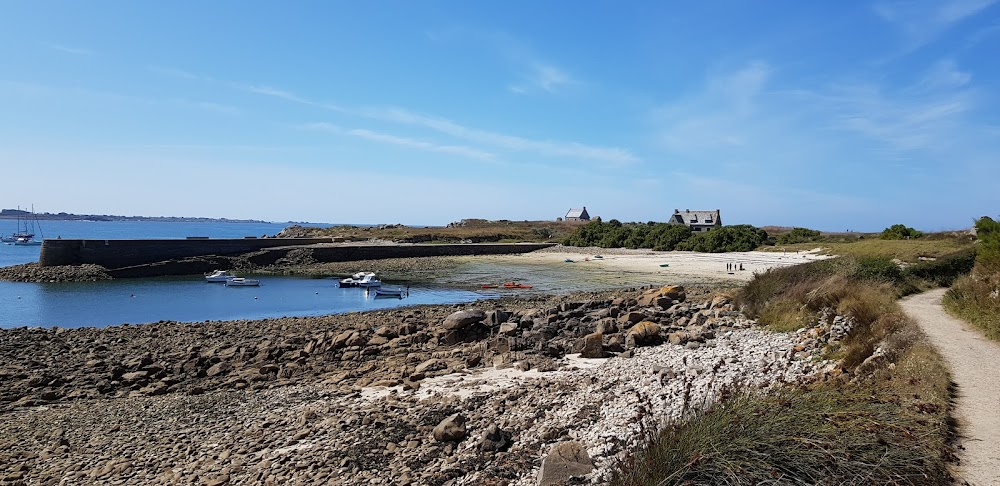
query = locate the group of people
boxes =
[727,262,744,272]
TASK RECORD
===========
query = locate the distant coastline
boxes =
[0,209,286,224]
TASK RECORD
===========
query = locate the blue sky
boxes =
[1,1,997,231]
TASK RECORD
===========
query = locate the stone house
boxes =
[669,209,721,232]
[565,207,591,222]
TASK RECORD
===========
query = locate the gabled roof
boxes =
[671,209,720,225]
[566,207,590,219]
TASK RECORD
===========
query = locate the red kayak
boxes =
[501,282,533,289]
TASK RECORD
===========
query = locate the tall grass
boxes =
[611,255,956,484]
[943,217,1000,340]
[945,275,1000,340]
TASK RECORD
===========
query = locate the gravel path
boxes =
[900,289,1000,486]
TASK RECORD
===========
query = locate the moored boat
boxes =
[340,272,378,287]
[373,287,405,298]
[225,277,260,287]
[205,270,235,282]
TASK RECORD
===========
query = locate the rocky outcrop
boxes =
[0,286,838,484]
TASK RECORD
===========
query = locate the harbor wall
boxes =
[39,239,556,276]
[39,238,333,268]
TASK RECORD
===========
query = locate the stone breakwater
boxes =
[0,287,847,484]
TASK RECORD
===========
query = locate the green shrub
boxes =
[852,256,904,285]
[974,216,1000,276]
[880,224,923,240]
[776,227,821,245]
[903,248,976,286]
[675,225,770,252]
[563,221,692,250]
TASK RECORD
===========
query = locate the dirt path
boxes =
[901,289,1000,485]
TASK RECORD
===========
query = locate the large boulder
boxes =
[637,285,687,308]
[432,413,467,442]
[618,312,646,325]
[626,321,660,348]
[579,332,604,359]
[479,424,512,452]
[537,441,594,486]
[443,310,487,330]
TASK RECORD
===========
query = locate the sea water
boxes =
[0,221,489,328]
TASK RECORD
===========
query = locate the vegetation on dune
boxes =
[881,223,924,240]
[612,255,957,485]
[562,221,768,252]
[775,227,821,245]
[562,220,693,250]
[945,216,1000,340]
[286,219,579,243]
[768,234,974,263]
[674,224,770,252]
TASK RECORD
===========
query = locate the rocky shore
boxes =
[0,263,112,283]
[0,285,847,484]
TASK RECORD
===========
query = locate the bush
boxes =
[880,224,923,240]
[903,248,976,286]
[675,225,770,253]
[563,221,692,251]
[974,216,1000,276]
[776,227,821,245]
[852,256,904,285]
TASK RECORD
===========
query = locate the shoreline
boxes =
[0,284,840,484]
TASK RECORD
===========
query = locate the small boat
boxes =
[356,273,381,288]
[659,263,670,268]
[481,284,499,289]
[501,282,533,289]
[373,288,405,298]
[564,259,574,263]
[593,255,603,259]
[205,270,235,282]
[13,236,41,246]
[3,205,44,245]
[225,277,260,287]
[340,272,378,287]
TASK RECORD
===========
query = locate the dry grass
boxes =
[765,237,974,263]
[612,339,954,485]
[291,219,579,243]
[611,255,957,485]
[944,274,1000,341]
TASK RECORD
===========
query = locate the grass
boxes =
[764,235,974,263]
[288,219,580,243]
[611,255,957,485]
[944,274,1000,341]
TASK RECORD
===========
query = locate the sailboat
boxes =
[1,206,44,246]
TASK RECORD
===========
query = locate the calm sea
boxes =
[0,220,490,328]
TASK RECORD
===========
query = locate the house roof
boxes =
[566,207,589,218]
[671,209,719,225]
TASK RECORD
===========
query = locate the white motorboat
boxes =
[225,277,260,287]
[205,270,235,282]
[356,273,382,288]
[340,272,380,288]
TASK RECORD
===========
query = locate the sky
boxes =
[1,1,997,231]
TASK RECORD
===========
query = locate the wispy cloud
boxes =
[303,122,496,160]
[366,107,638,165]
[147,65,208,81]
[510,63,576,94]
[240,82,638,166]
[43,42,94,56]
[874,0,998,50]
[652,57,997,192]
